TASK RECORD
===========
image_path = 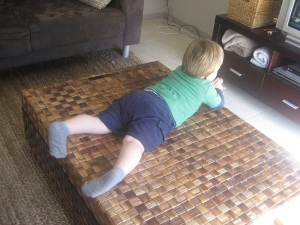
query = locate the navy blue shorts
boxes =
[98,90,175,152]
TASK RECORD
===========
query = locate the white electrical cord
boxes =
[155,0,201,38]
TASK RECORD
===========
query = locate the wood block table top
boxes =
[22,61,300,225]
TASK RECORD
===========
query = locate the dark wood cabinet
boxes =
[260,75,300,124]
[212,14,300,125]
[221,51,265,97]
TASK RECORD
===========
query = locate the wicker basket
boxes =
[227,0,283,28]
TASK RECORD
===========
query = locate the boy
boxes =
[48,39,225,198]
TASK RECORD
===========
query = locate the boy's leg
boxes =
[64,114,111,135]
[48,114,110,158]
[82,135,144,198]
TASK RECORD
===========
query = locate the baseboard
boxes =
[171,17,211,39]
[143,13,167,20]
[142,13,211,39]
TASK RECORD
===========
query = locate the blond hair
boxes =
[182,39,224,78]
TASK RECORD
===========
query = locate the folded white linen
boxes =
[250,47,272,69]
[222,29,259,58]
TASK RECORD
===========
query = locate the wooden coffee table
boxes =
[22,61,300,225]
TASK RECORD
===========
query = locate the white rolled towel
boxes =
[250,47,272,69]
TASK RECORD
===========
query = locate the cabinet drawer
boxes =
[220,51,265,97]
[260,75,300,125]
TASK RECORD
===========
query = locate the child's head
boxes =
[182,39,224,79]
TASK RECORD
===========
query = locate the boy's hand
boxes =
[213,77,226,90]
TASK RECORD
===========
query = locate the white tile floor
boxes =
[131,19,300,163]
[131,18,300,224]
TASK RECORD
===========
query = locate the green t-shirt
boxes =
[147,66,222,127]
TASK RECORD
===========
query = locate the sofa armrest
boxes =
[111,0,144,46]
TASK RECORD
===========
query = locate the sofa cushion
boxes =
[13,0,125,50]
[0,0,4,9]
[0,9,31,58]
[79,0,111,10]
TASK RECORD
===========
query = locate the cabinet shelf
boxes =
[212,14,300,125]
[224,50,267,73]
[213,14,300,62]
[269,72,300,92]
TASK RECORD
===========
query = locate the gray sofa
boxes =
[0,0,144,70]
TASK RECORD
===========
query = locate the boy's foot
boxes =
[82,167,124,198]
[48,121,69,158]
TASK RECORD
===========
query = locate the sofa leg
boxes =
[122,45,130,58]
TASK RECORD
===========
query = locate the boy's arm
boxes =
[205,77,226,110]
[211,88,224,110]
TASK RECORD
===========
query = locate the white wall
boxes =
[143,0,167,17]
[143,0,229,38]
[170,0,229,37]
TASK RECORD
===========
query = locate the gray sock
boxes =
[81,167,125,198]
[48,121,70,158]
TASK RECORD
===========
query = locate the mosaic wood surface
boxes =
[22,61,300,225]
